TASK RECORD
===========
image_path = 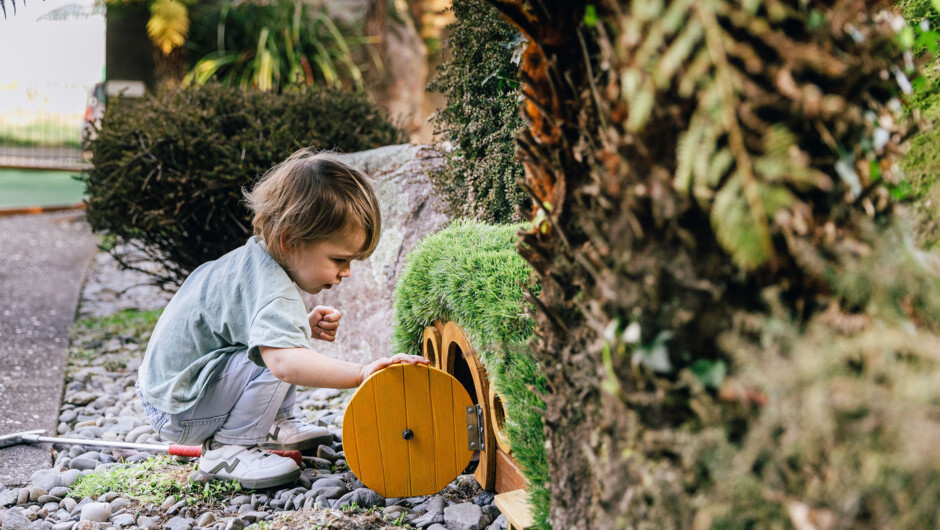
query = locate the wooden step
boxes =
[494,489,534,530]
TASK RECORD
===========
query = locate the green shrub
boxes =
[82,84,406,287]
[391,220,548,526]
[427,0,528,224]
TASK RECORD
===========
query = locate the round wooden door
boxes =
[342,363,475,498]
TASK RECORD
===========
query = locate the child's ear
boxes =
[279,233,292,255]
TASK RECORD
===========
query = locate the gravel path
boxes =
[0,245,507,530]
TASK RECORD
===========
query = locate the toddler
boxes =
[137,149,429,489]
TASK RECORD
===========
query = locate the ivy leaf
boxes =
[632,331,674,373]
[690,359,727,389]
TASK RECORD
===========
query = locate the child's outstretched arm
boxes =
[259,346,429,388]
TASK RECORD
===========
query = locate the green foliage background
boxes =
[427,0,528,223]
[391,220,549,527]
[82,84,405,287]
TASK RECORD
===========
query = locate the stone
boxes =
[47,489,70,500]
[427,525,446,530]
[195,513,215,527]
[29,471,62,493]
[444,502,485,530]
[230,495,250,506]
[16,489,29,505]
[79,502,111,522]
[411,510,444,528]
[0,489,18,507]
[300,145,449,366]
[309,478,345,491]
[108,498,130,512]
[51,522,75,530]
[59,499,76,513]
[37,496,60,506]
[474,492,495,507]
[59,471,83,488]
[1,509,31,530]
[220,518,245,530]
[158,496,176,512]
[27,487,47,503]
[352,488,384,509]
[316,445,338,463]
[95,493,117,504]
[487,514,508,530]
[136,515,160,529]
[164,516,194,530]
[110,513,135,527]
[66,392,97,406]
[67,459,98,472]
[309,487,345,501]
[383,505,409,518]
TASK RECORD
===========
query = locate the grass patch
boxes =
[72,456,243,506]
[74,308,163,338]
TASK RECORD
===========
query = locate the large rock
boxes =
[301,144,449,365]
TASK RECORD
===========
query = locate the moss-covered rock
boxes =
[391,220,549,527]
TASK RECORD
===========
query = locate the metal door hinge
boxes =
[466,404,485,452]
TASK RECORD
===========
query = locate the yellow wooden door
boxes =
[342,363,475,498]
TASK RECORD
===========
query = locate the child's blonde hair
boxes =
[245,148,381,266]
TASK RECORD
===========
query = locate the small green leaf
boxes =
[690,359,727,389]
[583,5,597,27]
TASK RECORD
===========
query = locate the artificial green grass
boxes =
[391,220,549,529]
[0,169,86,208]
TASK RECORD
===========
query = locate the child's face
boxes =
[284,225,366,294]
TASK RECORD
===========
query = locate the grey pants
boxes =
[141,349,296,446]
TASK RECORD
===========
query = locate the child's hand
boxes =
[358,354,431,385]
[309,305,342,342]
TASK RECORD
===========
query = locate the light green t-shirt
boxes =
[139,236,311,414]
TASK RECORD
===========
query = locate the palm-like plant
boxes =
[184,0,370,92]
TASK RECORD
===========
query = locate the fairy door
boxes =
[342,363,479,498]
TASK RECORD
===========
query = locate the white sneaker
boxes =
[259,416,333,452]
[198,440,300,490]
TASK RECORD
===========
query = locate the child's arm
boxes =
[259,346,430,388]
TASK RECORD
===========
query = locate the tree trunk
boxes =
[487,0,910,527]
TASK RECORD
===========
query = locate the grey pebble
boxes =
[59,498,77,513]
[51,522,76,530]
[159,496,177,511]
[37,495,61,505]
[96,492,118,504]
[0,489,19,507]
[136,515,160,529]
[16,488,29,505]
[28,487,48,502]
[221,518,245,530]
[230,495,250,506]
[488,514,508,530]
[79,502,111,522]
[411,510,444,528]
[109,498,130,512]
[29,471,63,492]
[196,512,215,527]
[59,471,83,488]
[444,502,485,530]
[164,516,194,530]
[68,458,98,471]
[47,488,70,499]
[110,513,135,527]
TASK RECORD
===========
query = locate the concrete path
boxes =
[0,212,98,486]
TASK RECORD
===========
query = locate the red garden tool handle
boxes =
[167,444,303,466]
